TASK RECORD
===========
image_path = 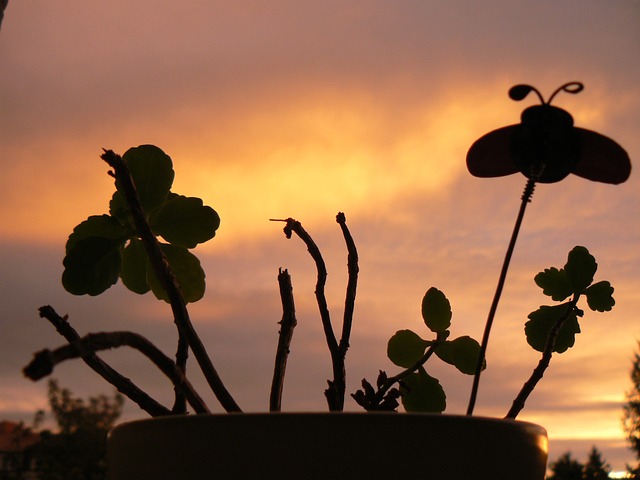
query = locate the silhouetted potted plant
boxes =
[23,83,630,480]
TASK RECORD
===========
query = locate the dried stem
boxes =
[272,214,359,411]
[269,269,298,411]
[28,306,170,416]
[171,335,189,413]
[329,212,359,409]
[24,330,210,414]
[337,212,358,357]
[467,178,536,415]
[505,297,579,419]
[101,149,240,412]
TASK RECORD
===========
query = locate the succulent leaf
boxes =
[585,281,615,312]
[387,330,429,368]
[400,368,446,413]
[421,287,452,333]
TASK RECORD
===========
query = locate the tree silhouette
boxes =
[27,380,124,480]
[547,447,611,480]
[623,342,640,477]
[583,446,611,480]
[547,452,584,480]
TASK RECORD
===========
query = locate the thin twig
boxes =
[101,150,240,412]
[336,212,358,356]
[272,217,343,410]
[276,218,338,351]
[327,212,359,410]
[271,218,357,411]
[269,269,297,411]
[28,306,170,417]
[505,297,579,419]
[24,330,210,414]
[272,214,359,410]
[467,178,536,415]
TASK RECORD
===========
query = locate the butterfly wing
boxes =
[466,125,520,178]
[572,128,631,184]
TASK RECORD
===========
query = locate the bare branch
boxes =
[336,212,358,356]
[269,269,298,411]
[275,217,337,352]
[24,329,210,414]
[273,214,359,411]
[28,306,170,417]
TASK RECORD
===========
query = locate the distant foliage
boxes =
[583,447,611,480]
[547,447,610,480]
[27,380,124,480]
[623,342,640,477]
[547,452,584,480]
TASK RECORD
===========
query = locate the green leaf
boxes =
[120,145,175,213]
[585,281,615,312]
[534,267,573,301]
[62,237,123,296]
[524,303,581,353]
[564,246,597,293]
[435,336,485,375]
[387,330,429,368]
[109,192,133,228]
[421,287,452,333]
[120,239,151,294]
[146,243,206,303]
[65,215,126,253]
[151,194,221,248]
[400,368,446,413]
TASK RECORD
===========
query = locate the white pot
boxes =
[107,413,548,480]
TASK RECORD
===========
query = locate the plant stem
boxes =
[270,269,297,412]
[505,297,579,419]
[29,306,171,416]
[25,330,211,414]
[466,178,536,415]
[171,334,188,413]
[273,215,358,411]
[329,213,359,410]
[337,212,359,358]
[101,149,241,412]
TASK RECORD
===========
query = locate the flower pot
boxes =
[107,412,548,480]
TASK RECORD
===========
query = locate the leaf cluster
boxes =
[385,287,484,413]
[525,246,615,353]
[62,145,220,303]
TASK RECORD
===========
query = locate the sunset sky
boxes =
[1,0,639,472]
